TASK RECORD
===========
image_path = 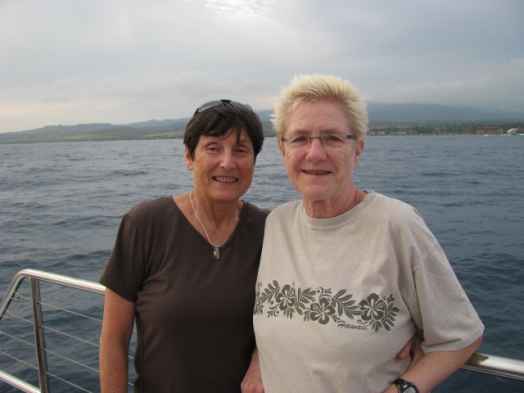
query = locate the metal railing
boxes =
[1,269,524,392]
[0,269,105,393]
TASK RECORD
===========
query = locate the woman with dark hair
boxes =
[99,99,267,392]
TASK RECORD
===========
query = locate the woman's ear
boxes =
[354,139,364,164]
[184,147,193,170]
[278,137,285,156]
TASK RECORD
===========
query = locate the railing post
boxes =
[31,277,50,393]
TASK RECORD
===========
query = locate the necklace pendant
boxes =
[213,246,220,260]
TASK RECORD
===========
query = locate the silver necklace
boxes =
[189,192,238,260]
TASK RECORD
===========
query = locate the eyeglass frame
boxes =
[280,132,355,150]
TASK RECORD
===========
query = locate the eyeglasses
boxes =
[194,99,251,115]
[281,132,355,150]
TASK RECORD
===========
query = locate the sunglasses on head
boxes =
[194,99,251,115]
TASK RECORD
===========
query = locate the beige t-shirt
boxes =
[254,192,484,393]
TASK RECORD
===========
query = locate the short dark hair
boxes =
[183,99,264,159]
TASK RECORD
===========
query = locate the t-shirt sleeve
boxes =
[100,212,147,302]
[398,207,484,353]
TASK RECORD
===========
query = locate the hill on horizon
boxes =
[367,103,524,123]
[1,102,523,144]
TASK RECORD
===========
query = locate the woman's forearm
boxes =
[100,345,128,392]
[383,336,482,393]
[99,289,135,393]
[99,335,129,393]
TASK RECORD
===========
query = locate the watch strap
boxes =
[393,378,420,393]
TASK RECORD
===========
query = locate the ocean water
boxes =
[0,136,523,392]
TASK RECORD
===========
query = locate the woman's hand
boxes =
[241,349,265,393]
[396,334,424,367]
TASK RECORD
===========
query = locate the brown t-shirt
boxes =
[100,197,267,393]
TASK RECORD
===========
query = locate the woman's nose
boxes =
[305,138,327,160]
[220,150,235,168]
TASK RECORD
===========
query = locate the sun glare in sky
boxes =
[204,0,273,18]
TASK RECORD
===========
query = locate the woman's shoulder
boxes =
[242,201,270,228]
[365,192,423,230]
[366,192,423,227]
[266,200,301,221]
[125,196,178,223]
[369,192,417,215]
[243,200,269,215]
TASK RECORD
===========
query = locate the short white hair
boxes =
[273,74,368,140]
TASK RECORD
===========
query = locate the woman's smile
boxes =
[212,175,240,183]
[301,168,332,176]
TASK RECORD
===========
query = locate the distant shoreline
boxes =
[1,132,523,145]
[1,119,523,145]
[2,102,524,144]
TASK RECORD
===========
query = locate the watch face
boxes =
[394,379,419,393]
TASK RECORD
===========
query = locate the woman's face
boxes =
[280,99,363,207]
[185,129,255,204]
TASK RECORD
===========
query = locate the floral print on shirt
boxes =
[254,281,400,332]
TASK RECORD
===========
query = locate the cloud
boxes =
[1,0,523,132]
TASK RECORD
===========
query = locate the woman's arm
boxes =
[383,336,482,393]
[99,288,135,393]
[241,349,265,393]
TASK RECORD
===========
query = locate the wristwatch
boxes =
[393,378,419,393]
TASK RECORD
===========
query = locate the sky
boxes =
[1,0,523,133]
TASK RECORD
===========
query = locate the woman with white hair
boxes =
[253,75,483,393]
